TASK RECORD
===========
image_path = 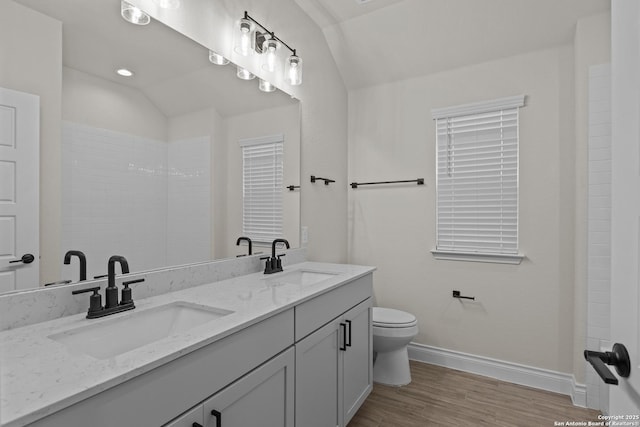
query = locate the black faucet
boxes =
[262,238,290,274]
[64,250,87,281]
[236,237,253,256]
[72,255,144,319]
[106,255,129,309]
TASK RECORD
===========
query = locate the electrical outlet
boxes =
[301,226,309,246]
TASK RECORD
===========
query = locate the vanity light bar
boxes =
[242,11,298,58]
[238,11,303,86]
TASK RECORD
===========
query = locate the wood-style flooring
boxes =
[348,360,601,427]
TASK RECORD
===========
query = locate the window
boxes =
[431,96,525,264]
[240,134,284,244]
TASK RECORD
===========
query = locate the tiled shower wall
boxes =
[61,122,211,282]
[585,63,611,412]
[167,137,211,266]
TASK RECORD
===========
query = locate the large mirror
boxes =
[5,0,300,292]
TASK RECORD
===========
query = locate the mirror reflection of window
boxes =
[240,135,285,244]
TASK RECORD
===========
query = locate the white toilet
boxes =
[372,307,418,386]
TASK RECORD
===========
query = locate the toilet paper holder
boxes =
[452,290,475,300]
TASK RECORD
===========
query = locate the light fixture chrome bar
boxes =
[243,11,298,56]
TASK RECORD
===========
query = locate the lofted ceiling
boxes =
[15,0,296,118]
[295,0,611,90]
[15,0,612,106]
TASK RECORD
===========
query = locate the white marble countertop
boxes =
[0,262,375,427]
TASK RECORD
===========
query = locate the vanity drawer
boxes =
[295,273,372,341]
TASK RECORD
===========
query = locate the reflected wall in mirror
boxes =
[4,0,300,292]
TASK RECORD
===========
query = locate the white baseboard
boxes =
[408,343,587,408]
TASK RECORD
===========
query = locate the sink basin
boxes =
[267,270,339,287]
[49,302,233,359]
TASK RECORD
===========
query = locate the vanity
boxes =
[0,262,374,427]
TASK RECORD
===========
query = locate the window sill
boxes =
[431,250,525,265]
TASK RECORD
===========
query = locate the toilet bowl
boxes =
[372,307,418,386]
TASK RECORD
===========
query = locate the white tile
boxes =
[588,208,611,221]
[589,289,611,305]
[588,160,611,173]
[589,184,611,197]
[589,135,611,148]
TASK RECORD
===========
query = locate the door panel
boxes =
[343,299,372,425]
[296,318,342,427]
[610,0,640,412]
[203,348,294,427]
[164,406,204,427]
[0,87,39,292]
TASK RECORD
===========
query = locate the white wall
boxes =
[348,45,578,373]
[0,1,62,284]
[63,68,167,141]
[130,0,349,263]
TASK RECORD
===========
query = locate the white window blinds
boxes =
[432,96,524,258]
[240,135,284,243]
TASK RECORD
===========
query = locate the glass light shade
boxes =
[259,79,276,92]
[235,18,254,56]
[261,38,279,73]
[285,54,303,86]
[236,66,256,80]
[209,50,229,65]
[121,1,151,25]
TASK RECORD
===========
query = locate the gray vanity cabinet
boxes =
[294,274,373,427]
[164,405,204,427]
[342,299,373,425]
[25,272,373,427]
[201,348,294,427]
[29,310,294,427]
[295,316,344,427]
[165,348,294,427]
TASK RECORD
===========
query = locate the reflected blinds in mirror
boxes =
[240,135,284,244]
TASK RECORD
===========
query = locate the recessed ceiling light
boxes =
[116,68,134,77]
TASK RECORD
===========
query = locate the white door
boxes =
[610,0,640,413]
[0,87,39,292]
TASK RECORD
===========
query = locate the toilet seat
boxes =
[372,307,417,328]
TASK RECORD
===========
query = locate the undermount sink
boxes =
[267,270,339,287]
[49,302,233,359]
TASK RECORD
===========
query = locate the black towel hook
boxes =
[311,175,335,185]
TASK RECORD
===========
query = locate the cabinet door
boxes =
[342,298,372,425]
[202,348,294,427]
[164,405,204,427]
[296,317,343,427]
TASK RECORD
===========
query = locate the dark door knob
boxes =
[584,343,631,385]
[9,253,35,264]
